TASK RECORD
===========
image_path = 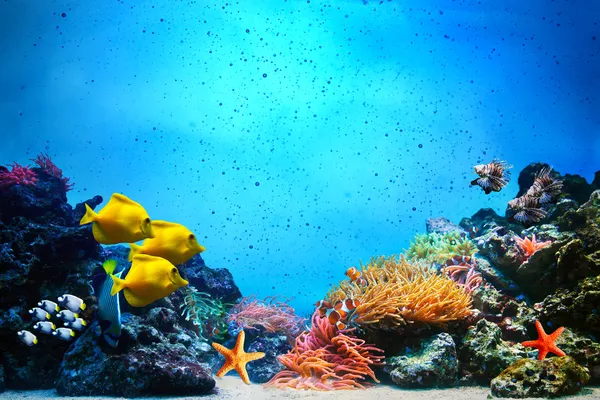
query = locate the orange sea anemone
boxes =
[514,234,551,260]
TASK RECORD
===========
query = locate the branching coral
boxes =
[180,286,231,340]
[264,311,384,390]
[514,234,551,260]
[32,153,74,191]
[405,232,477,264]
[0,163,37,190]
[327,255,473,330]
[228,296,305,343]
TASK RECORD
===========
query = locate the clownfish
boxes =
[444,255,473,267]
[315,298,360,330]
[345,267,367,287]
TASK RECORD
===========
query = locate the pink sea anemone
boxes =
[32,153,74,191]
[228,296,305,343]
[264,311,384,390]
[0,163,37,190]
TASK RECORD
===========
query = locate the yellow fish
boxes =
[110,254,188,307]
[79,193,155,245]
[128,220,206,265]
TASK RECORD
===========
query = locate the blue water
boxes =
[1,0,599,315]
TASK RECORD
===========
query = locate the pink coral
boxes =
[264,311,384,390]
[514,234,551,260]
[32,153,74,191]
[228,296,305,343]
[0,163,37,190]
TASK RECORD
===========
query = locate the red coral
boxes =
[0,163,38,190]
[32,153,74,191]
[228,296,305,343]
[264,311,385,390]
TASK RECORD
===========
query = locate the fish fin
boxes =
[128,243,142,262]
[70,330,75,337]
[123,290,149,307]
[92,223,111,244]
[80,303,86,311]
[111,193,139,206]
[33,338,38,345]
[46,312,50,320]
[110,275,127,296]
[52,323,56,329]
[81,320,87,326]
[79,203,98,225]
[73,313,79,318]
[102,259,118,275]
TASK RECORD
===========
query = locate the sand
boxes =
[1,377,599,400]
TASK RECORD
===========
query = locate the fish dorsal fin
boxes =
[103,259,118,275]
[110,193,140,207]
[151,220,179,229]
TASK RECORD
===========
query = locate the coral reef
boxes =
[228,296,305,344]
[383,333,458,388]
[0,163,37,190]
[56,310,215,396]
[180,287,232,340]
[458,319,529,384]
[405,232,478,264]
[327,255,473,331]
[245,333,290,383]
[265,312,384,390]
[181,255,242,304]
[31,153,74,192]
[490,356,590,398]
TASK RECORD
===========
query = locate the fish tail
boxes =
[128,243,142,262]
[102,259,118,275]
[80,303,86,311]
[33,337,38,345]
[110,274,127,296]
[79,204,98,225]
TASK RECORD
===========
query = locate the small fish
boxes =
[63,318,87,331]
[526,167,563,204]
[508,195,547,224]
[79,193,155,245]
[327,309,347,330]
[56,310,79,323]
[92,259,123,348]
[445,255,473,266]
[128,220,206,266]
[52,327,75,341]
[33,321,56,335]
[110,254,188,307]
[17,330,38,346]
[37,300,59,315]
[29,307,51,322]
[471,160,512,194]
[345,267,367,287]
[57,294,86,313]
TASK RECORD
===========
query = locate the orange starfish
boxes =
[514,234,551,259]
[521,320,566,360]
[212,330,265,384]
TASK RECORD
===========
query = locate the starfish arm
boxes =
[534,321,548,339]
[216,363,235,378]
[548,326,565,341]
[235,364,251,384]
[549,344,566,357]
[212,342,231,356]
[246,351,265,362]
[521,340,542,350]
[233,330,246,353]
[537,348,549,360]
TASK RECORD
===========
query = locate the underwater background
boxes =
[1,0,600,398]
[2,0,598,314]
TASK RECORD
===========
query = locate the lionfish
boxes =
[507,195,547,224]
[525,167,563,204]
[470,160,512,194]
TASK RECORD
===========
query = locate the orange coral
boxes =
[514,234,551,260]
[326,255,473,329]
[264,312,384,390]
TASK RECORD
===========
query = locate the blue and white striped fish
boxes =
[92,259,122,348]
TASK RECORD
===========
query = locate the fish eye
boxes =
[189,234,195,240]
[144,218,150,223]
[171,267,177,274]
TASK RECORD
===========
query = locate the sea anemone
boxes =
[180,287,232,340]
[471,160,512,194]
[227,296,305,344]
[526,167,563,204]
[507,195,547,224]
[0,163,37,190]
[514,234,551,260]
[405,232,478,264]
[264,311,384,390]
[327,255,473,330]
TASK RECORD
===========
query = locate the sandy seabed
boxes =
[1,377,599,400]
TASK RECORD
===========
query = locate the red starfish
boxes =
[521,320,566,360]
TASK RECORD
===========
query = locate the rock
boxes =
[537,275,600,338]
[555,328,600,384]
[475,226,522,275]
[474,256,521,295]
[55,312,216,396]
[426,217,465,235]
[557,190,600,254]
[555,240,600,286]
[182,255,242,304]
[458,319,529,384]
[246,332,290,383]
[383,333,458,387]
[72,195,103,222]
[490,356,590,398]
[0,363,4,393]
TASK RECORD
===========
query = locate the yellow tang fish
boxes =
[110,254,188,307]
[128,220,206,266]
[79,193,155,245]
